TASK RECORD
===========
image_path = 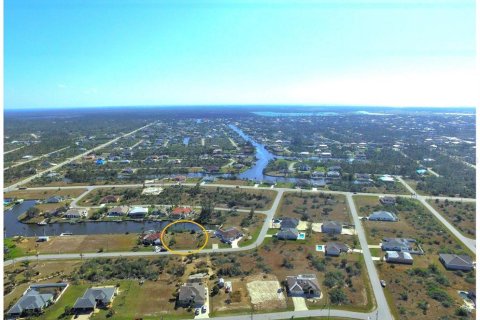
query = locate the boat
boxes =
[59,232,73,236]
[15,199,24,204]
[37,220,47,226]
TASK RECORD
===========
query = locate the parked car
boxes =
[201,305,207,313]
[380,280,386,287]
[195,309,200,315]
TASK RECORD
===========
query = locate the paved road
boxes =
[5,178,476,319]
[3,122,156,192]
[4,146,71,171]
[346,194,393,320]
[396,176,475,253]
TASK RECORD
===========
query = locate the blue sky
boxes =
[4,0,476,108]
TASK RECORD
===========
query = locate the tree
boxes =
[197,198,213,224]
[329,288,348,304]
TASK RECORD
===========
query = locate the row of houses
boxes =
[106,206,195,219]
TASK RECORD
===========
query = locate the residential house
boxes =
[385,251,414,265]
[381,238,416,252]
[7,283,67,318]
[7,289,54,317]
[73,286,117,313]
[177,283,207,308]
[380,196,396,205]
[45,196,63,203]
[368,211,398,222]
[64,209,88,219]
[142,232,161,245]
[276,228,299,240]
[325,242,349,256]
[280,217,299,229]
[107,206,129,217]
[204,165,220,173]
[321,221,343,234]
[439,254,474,271]
[215,227,243,244]
[128,207,148,218]
[99,195,120,204]
[326,171,341,178]
[170,207,194,219]
[286,274,321,298]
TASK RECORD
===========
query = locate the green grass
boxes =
[3,238,31,260]
[239,225,263,247]
[369,248,381,257]
[38,284,90,320]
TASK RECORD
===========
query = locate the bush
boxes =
[329,288,348,304]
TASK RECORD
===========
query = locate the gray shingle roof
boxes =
[8,290,53,315]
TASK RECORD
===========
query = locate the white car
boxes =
[380,280,386,287]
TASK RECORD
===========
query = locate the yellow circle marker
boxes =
[160,219,209,255]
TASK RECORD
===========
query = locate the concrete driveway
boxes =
[292,297,308,311]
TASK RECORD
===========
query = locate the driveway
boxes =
[292,297,308,311]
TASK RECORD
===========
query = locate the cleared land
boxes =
[12,234,139,255]
[276,192,350,223]
[4,188,87,200]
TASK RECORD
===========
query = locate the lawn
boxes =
[3,238,29,260]
[38,284,90,320]
[91,280,191,320]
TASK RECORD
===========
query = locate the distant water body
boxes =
[252,112,338,117]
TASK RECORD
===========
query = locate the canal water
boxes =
[4,125,322,237]
[4,200,203,237]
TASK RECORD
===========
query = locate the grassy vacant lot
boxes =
[355,195,476,319]
[3,238,29,260]
[427,199,476,238]
[14,234,139,255]
[4,188,87,200]
[163,230,207,251]
[276,192,350,223]
[78,185,276,210]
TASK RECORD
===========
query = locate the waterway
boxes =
[4,125,322,237]
[3,200,203,237]
[228,124,325,185]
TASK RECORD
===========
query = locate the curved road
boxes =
[4,178,475,319]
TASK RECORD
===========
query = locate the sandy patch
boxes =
[246,279,286,310]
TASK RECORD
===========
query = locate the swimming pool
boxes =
[297,233,306,240]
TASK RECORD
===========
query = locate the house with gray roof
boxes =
[276,228,299,240]
[177,283,207,308]
[439,254,474,271]
[325,242,349,256]
[385,251,413,265]
[7,283,67,318]
[107,206,129,217]
[215,227,243,244]
[368,211,398,222]
[381,238,416,252]
[280,217,299,229]
[72,286,117,313]
[380,196,396,205]
[321,221,342,234]
[7,290,54,317]
[286,274,321,298]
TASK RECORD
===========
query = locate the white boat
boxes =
[37,220,47,225]
[15,199,24,204]
[59,232,73,236]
